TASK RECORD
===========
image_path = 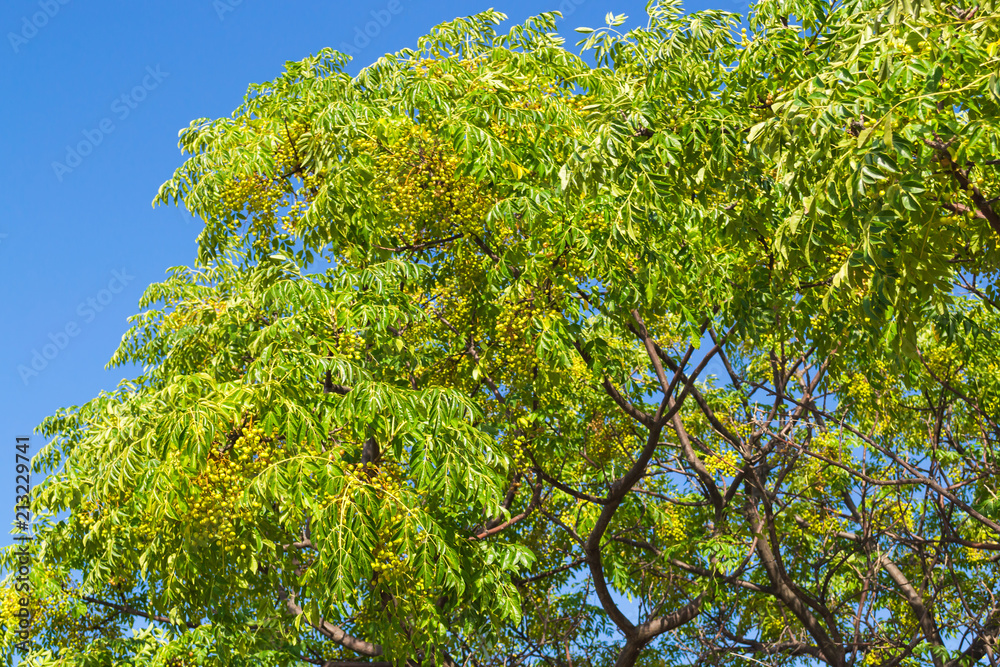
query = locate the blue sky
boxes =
[0,0,747,631]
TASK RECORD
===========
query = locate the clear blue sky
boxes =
[0,0,746,568]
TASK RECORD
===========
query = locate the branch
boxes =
[469,232,521,279]
[718,626,826,662]
[512,557,587,585]
[81,596,200,629]
[323,371,352,396]
[743,499,845,667]
[925,137,1000,236]
[531,458,609,505]
[583,341,721,640]
[881,559,945,666]
[471,475,543,540]
[372,233,463,253]
[278,584,383,658]
[944,602,1000,667]
[573,338,655,429]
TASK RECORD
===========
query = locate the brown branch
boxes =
[718,626,826,662]
[372,233,463,253]
[471,475,543,540]
[925,137,1000,236]
[881,558,945,666]
[583,341,721,642]
[573,338,656,429]
[323,371,352,396]
[512,557,587,585]
[944,602,1000,667]
[609,536,768,593]
[278,584,383,658]
[744,498,846,667]
[81,596,200,629]
[531,457,609,505]
[469,232,521,279]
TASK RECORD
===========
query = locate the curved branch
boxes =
[531,457,609,505]
[471,475,543,540]
[278,584,383,658]
[944,602,1000,667]
[512,557,587,586]
[572,338,655,429]
[81,595,200,629]
[744,498,845,667]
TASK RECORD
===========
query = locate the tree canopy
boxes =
[4,0,1000,665]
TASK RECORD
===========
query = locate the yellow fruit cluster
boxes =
[863,648,895,666]
[280,199,311,234]
[162,298,227,333]
[363,125,493,250]
[880,501,916,534]
[186,421,275,553]
[371,520,407,576]
[494,299,540,384]
[966,547,989,563]
[836,358,902,437]
[328,311,366,361]
[583,410,632,466]
[757,608,790,641]
[656,503,687,543]
[450,242,489,292]
[726,416,756,442]
[272,120,309,175]
[922,345,961,381]
[797,504,842,537]
[219,172,283,233]
[337,456,435,622]
[495,420,533,471]
[579,211,611,239]
[212,118,325,246]
[983,382,1000,430]
[0,567,93,653]
[78,498,100,530]
[704,450,741,477]
[811,430,850,463]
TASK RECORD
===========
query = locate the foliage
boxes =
[4,1,1000,665]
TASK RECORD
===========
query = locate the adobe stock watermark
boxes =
[554,0,587,20]
[337,0,404,59]
[17,268,135,385]
[11,435,33,655]
[8,0,71,54]
[51,65,169,182]
[213,0,244,21]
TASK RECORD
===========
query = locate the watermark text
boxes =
[52,66,169,182]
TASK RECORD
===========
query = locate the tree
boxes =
[4,1,1000,665]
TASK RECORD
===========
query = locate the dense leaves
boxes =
[4,0,1000,665]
